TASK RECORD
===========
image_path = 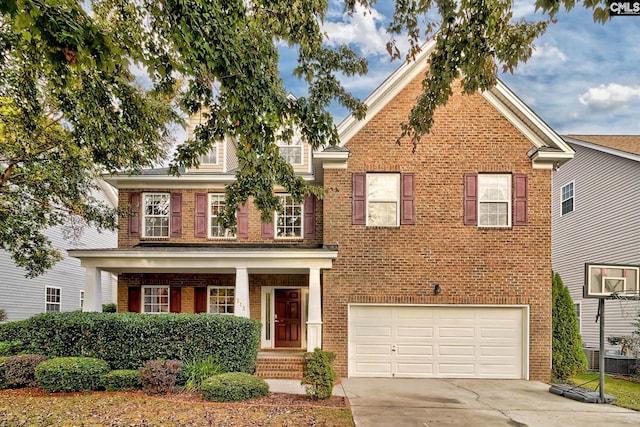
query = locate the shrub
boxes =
[102,369,140,391]
[0,312,260,372]
[3,354,47,388]
[200,372,269,402]
[0,340,25,357]
[178,356,225,392]
[0,309,6,322]
[0,356,8,389]
[34,357,110,393]
[552,272,588,382]
[102,304,117,313]
[302,348,336,399]
[139,360,183,395]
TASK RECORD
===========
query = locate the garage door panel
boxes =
[396,345,432,356]
[355,344,392,356]
[438,326,475,338]
[438,345,475,356]
[397,326,433,338]
[349,305,526,379]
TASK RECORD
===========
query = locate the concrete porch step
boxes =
[255,351,306,380]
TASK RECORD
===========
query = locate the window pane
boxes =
[209,287,235,314]
[144,194,170,237]
[210,194,236,238]
[199,144,218,165]
[368,202,398,226]
[368,174,399,201]
[478,175,510,201]
[276,195,302,238]
[479,202,508,226]
[142,286,170,313]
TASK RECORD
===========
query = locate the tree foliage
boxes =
[1,0,612,276]
[552,272,588,382]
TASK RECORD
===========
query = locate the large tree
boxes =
[1,0,611,276]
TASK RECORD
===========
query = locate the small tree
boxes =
[552,272,588,382]
[302,348,336,400]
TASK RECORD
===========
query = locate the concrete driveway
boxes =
[338,378,639,426]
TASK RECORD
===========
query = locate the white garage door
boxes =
[348,305,528,379]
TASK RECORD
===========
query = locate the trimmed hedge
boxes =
[0,340,25,357]
[200,373,269,402]
[0,312,260,371]
[302,348,337,399]
[102,369,140,392]
[35,357,110,393]
[139,359,183,395]
[3,354,47,388]
[0,356,8,389]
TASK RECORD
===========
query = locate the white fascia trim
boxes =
[96,179,118,208]
[69,249,338,271]
[337,39,437,146]
[563,137,640,162]
[484,82,574,155]
[104,174,316,189]
[314,150,350,169]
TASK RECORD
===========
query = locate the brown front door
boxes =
[275,289,302,348]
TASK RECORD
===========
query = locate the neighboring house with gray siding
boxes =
[552,135,640,354]
[0,182,118,322]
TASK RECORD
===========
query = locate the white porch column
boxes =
[307,267,322,351]
[235,267,250,318]
[83,267,103,312]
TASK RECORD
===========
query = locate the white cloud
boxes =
[579,84,640,110]
[322,4,396,56]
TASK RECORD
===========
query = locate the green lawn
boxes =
[571,372,640,411]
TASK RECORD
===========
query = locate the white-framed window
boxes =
[275,194,303,238]
[80,290,85,311]
[45,286,61,312]
[209,194,236,238]
[367,173,400,227]
[143,193,170,237]
[561,181,574,216]
[142,286,170,313]
[199,144,219,165]
[478,174,511,227]
[277,138,303,165]
[574,302,581,333]
[208,286,235,314]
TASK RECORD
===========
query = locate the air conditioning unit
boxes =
[583,348,600,371]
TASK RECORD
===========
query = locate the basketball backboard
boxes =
[584,264,640,299]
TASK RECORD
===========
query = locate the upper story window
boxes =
[478,174,511,227]
[561,182,574,216]
[464,173,527,227]
[80,290,85,311]
[352,172,415,226]
[199,144,219,165]
[276,194,303,238]
[367,173,400,226]
[208,286,235,314]
[45,286,61,312]
[142,286,169,313]
[277,138,303,165]
[143,193,170,237]
[209,194,236,238]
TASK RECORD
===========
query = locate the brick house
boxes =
[70,40,574,381]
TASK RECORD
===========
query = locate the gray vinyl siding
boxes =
[0,189,117,322]
[552,143,640,352]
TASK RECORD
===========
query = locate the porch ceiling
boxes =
[68,246,338,274]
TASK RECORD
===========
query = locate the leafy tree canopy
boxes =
[0,0,611,276]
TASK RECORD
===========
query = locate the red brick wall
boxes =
[321,76,552,380]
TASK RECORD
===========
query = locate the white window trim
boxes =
[478,173,512,228]
[207,285,235,315]
[141,285,170,314]
[366,173,400,227]
[560,181,575,216]
[208,193,236,239]
[277,138,303,165]
[45,286,61,312]
[275,194,304,239]
[199,143,219,165]
[142,192,170,238]
[574,302,582,334]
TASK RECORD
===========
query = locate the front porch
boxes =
[255,350,307,379]
[69,245,337,353]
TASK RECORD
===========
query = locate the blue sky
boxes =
[280,1,640,136]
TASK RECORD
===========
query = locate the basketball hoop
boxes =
[610,291,640,319]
